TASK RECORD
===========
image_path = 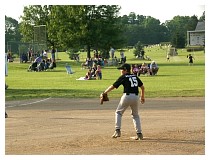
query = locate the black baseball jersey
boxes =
[113,74,143,94]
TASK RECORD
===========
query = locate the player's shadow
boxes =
[121,137,204,145]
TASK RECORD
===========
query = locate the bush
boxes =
[186,46,204,52]
[66,48,80,60]
[133,41,144,57]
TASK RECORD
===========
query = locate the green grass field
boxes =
[5,46,205,100]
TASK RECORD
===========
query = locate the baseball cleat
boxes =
[112,129,121,138]
[135,133,143,140]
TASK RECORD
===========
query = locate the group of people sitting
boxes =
[132,61,159,76]
[81,57,105,69]
[85,63,102,80]
[28,56,56,72]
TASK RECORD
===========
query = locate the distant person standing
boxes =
[51,46,56,62]
[187,54,194,65]
[120,50,126,64]
[43,50,48,60]
[110,47,115,59]
[166,54,170,61]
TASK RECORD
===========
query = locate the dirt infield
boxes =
[5,97,205,155]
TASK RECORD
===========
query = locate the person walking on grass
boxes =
[187,54,194,65]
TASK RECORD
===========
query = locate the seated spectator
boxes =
[44,59,50,70]
[34,55,42,64]
[93,57,104,66]
[49,61,56,70]
[81,58,93,69]
[37,60,45,71]
[139,62,150,76]
[87,58,93,68]
[149,61,159,75]
[85,69,92,80]
[85,66,97,80]
[28,61,38,71]
[95,65,102,80]
[21,53,28,63]
[132,64,140,76]
[90,64,97,78]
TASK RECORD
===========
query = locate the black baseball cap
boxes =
[117,63,131,71]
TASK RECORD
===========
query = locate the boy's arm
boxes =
[140,85,145,104]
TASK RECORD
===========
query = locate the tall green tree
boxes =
[120,13,170,46]
[19,5,50,45]
[165,15,198,48]
[19,5,124,58]
[49,5,125,58]
[5,16,22,53]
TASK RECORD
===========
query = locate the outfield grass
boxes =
[5,46,205,100]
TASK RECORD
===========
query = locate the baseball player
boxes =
[5,52,8,118]
[103,63,145,140]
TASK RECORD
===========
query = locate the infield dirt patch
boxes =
[5,97,205,155]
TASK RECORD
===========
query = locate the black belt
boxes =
[125,93,138,95]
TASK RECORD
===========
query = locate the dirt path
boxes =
[5,97,205,155]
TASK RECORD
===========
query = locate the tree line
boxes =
[5,5,205,58]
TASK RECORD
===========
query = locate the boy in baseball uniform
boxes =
[103,63,145,140]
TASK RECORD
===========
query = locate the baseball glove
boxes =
[100,92,109,105]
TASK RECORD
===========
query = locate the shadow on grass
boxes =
[5,88,204,101]
[5,88,102,101]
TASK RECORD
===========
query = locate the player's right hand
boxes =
[140,98,145,104]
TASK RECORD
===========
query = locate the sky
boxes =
[2,0,206,23]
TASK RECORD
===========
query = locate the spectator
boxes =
[49,60,56,69]
[132,64,140,76]
[21,53,28,63]
[149,61,159,76]
[139,62,150,76]
[90,64,97,78]
[28,61,38,72]
[110,47,115,59]
[119,50,126,64]
[34,55,42,64]
[37,60,45,71]
[95,65,102,80]
[28,48,33,62]
[44,59,50,70]
[7,50,13,62]
[51,46,56,62]
[43,50,48,59]
[85,69,92,80]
